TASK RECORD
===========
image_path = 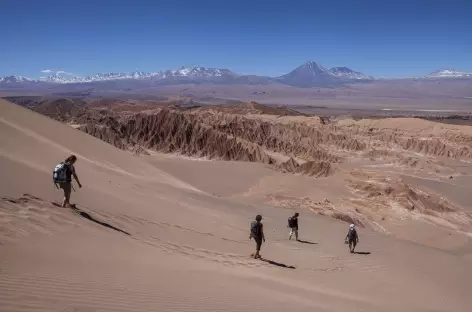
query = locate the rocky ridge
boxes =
[22,99,472,235]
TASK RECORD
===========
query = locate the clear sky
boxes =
[1,0,470,78]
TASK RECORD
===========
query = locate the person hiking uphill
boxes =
[345,224,359,253]
[53,155,82,208]
[249,214,265,259]
[288,212,299,241]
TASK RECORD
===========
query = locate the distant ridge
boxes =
[426,69,472,78]
[0,61,373,87]
[1,61,471,89]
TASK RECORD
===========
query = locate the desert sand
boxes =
[1,98,472,312]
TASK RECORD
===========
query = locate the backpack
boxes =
[288,217,293,227]
[53,162,68,184]
[347,228,357,239]
[288,217,296,228]
[250,220,261,238]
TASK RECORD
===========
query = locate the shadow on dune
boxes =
[260,258,296,269]
[354,251,371,255]
[52,202,131,236]
[297,239,317,245]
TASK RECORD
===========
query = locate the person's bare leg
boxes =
[61,190,67,207]
[62,196,70,208]
[254,241,261,259]
[62,184,71,208]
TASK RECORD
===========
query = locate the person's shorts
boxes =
[59,182,72,197]
[349,238,357,247]
[254,236,263,251]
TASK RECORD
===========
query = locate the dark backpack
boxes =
[288,217,296,228]
[250,220,261,237]
[348,228,357,239]
[53,162,69,184]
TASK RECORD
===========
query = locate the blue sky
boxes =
[0,0,470,78]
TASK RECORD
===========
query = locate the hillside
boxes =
[18,99,472,241]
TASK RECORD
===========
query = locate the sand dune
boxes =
[1,99,472,311]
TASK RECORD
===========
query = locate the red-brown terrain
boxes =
[21,98,472,242]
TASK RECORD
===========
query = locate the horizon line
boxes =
[2,61,469,81]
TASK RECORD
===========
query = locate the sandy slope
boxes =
[1,99,471,312]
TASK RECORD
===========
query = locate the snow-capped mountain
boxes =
[426,69,472,78]
[276,61,372,86]
[292,61,333,77]
[41,73,77,84]
[0,75,34,84]
[0,62,378,89]
[38,67,235,84]
[329,67,373,80]
[276,61,337,86]
[40,71,162,84]
[1,63,470,89]
[85,71,160,82]
[163,66,234,78]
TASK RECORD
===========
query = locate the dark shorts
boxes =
[349,238,357,247]
[59,182,72,198]
[254,236,263,251]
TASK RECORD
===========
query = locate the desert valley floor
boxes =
[1,98,472,312]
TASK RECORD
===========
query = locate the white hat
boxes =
[350,224,355,229]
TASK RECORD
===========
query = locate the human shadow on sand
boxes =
[52,203,131,236]
[354,251,371,255]
[297,239,317,245]
[260,258,296,269]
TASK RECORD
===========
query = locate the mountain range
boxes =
[1,61,471,89]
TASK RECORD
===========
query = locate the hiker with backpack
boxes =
[345,224,359,253]
[249,214,265,259]
[288,212,299,241]
[53,155,82,208]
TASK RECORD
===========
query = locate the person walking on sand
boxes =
[345,224,359,253]
[53,155,82,208]
[288,212,299,241]
[249,214,265,259]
